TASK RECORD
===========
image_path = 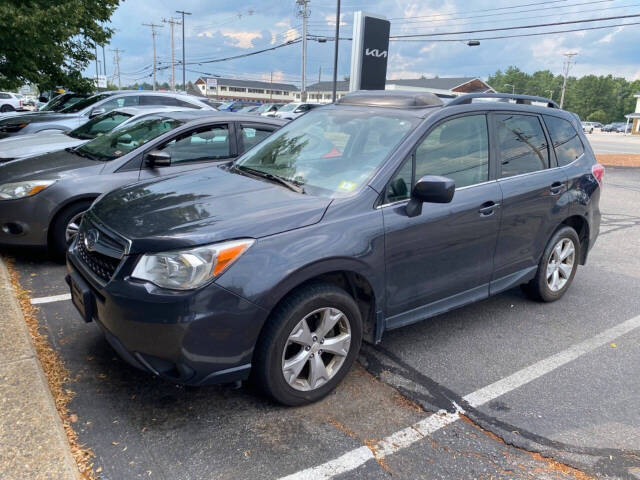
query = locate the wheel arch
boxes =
[257,261,381,345]
[560,215,590,264]
[46,194,100,242]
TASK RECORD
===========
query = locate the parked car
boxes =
[254,103,285,117]
[0,111,284,257]
[0,106,189,163]
[217,101,261,112]
[615,123,631,133]
[237,106,259,113]
[274,102,320,120]
[65,91,603,405]
[0,92,23,113]
[602,122,625,132]
[0,91,217,139]
[581,122,594,134]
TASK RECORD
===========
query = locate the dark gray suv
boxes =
[66,91,603,405]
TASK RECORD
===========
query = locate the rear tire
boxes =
[0,104,14,113]
[49,201,93,261]
[521,226,580,302]
[254,282,363,406]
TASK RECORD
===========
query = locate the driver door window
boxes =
[158,124,231,164]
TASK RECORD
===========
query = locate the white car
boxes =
[274,102,320,120]
[0,92,23,113]
[0,106,191,163]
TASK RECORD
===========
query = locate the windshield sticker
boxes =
[113,150,123,157]
[337,181,357,192]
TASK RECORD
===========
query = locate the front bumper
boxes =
[66,244,269,386]
[0,195,52,247]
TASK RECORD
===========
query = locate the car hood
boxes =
[0,149,104,183]
[0,132,85,161]
[0,112,79,125]
[91,166,332,253]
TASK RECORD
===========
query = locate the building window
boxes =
[248,88,264,94]
[229,87,247,93]
[282,92,289,96]
[220,86,227,91]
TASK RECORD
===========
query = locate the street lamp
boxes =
[504,84,515,94]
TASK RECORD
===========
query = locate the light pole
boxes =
[504,84,515,94]
[331,0,341,103]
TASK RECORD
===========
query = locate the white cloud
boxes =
[324,14,347,27]
[261,71,285,82]
[597,26,624,44]
[221,30,262,49]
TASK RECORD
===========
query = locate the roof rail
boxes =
[447,93,559,109]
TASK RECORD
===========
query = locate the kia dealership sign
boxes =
[349,12,391,91]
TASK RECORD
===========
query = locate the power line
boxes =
[389,20,640,42]
[181,39,301,66]
[390,12,640,38]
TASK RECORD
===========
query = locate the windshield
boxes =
[255,103,279,113]
[75,115,183,161]
[40,94,86,112]
[59,94,111,113]
[68,111,133,140]
[278,103,298,112]
[235,108,418,197]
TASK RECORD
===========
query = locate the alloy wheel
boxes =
[65,211,85,244]
[546,238,575,292]
[281,307,352,391]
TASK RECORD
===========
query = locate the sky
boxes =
[90,0,640,89]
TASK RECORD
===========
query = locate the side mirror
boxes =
[89,107,106,118]
[145,150,171,167]
[406,175,455,217]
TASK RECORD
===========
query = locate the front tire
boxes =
[0,104,14,113]
[254,282,363,406]
[522,226,580,302]
[49,201,93,260]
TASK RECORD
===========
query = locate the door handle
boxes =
[549,182,564,195]
[479,201,500,216]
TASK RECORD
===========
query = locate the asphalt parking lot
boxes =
[3,166,640,480]
[587,132,640,155]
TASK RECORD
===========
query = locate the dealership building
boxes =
[194,76,494,104]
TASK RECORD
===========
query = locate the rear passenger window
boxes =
[496,114,549,178]
[240,126,273,151]
[415,115,489,189]
[543,115,585,166]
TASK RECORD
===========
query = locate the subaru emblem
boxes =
[84,229,99,252]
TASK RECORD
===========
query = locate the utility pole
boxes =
[102,45,107,78]
[317,65,321,102]
[332,0,341,102]
[270,71,273,101]
[163,17,181,91]
[143,23,162,91]
[560,52,577,109]
[94,45,100,91]
[296,0,310,101]
[176,10,192,91]
[111,48,123,89]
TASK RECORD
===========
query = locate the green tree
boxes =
[0,0,120,93]
[587,110,607,123]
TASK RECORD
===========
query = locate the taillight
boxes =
[592,163,605,186]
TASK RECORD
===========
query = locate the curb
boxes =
[0,257,80,480]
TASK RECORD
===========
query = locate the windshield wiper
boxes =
[234,165,305,194]
[65,147,97,161]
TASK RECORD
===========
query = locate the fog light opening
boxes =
[2,223,24,235]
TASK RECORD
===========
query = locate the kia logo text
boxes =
[365,48,388,58]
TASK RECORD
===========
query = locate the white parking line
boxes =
[280,314,640,480]
[30,293,71,305]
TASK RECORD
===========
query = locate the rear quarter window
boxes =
[543,115,585,167]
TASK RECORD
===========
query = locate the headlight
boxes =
[0,180,56,200]
[131,239,255,290]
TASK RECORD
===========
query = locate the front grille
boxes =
[77,230,123,282]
